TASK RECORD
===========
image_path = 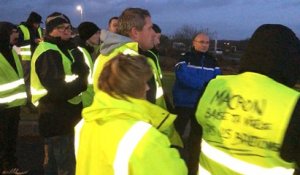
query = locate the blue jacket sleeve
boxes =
[175,61,207,90]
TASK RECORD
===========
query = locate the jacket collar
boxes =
[83,91,176,131]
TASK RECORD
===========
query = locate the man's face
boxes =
[87,30,101,46]
[51,23,72,41]
[10,29,19,45]
[135,17,155,51]
[154,33,161,49]
[33,23,40,29]
[108,19,118,33]
[193,34,210,53]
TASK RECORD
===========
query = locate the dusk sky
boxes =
[0,0,299,40]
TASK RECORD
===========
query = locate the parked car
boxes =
[215,48,223,55]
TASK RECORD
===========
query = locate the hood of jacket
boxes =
[100,29,132,55]
[82,91,176,132]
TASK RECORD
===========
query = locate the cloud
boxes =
[0,0,299,39]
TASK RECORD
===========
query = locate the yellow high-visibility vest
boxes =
[75,91,187,175]
[31,42,81,106]
[196,72,299,175]
[0,50,27,108]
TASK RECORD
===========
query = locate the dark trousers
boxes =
[174,106,202,175]
[0,107,20,171]
[43,135,76,175]
[21,60,32,106]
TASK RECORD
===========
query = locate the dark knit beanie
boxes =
[27,11,43,24]
[152,23,161,33]
[46,12,70,34]
[78,22,100,41]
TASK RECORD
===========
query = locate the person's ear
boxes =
[129,27,139,40]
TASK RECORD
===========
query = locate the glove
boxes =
[70,48,89,77]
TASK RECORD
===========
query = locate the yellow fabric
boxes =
[196,72,299,175]
[78,47,94,107]
[75,91,187,175]
[19,24,30,40]
[93,42,167,109]
[18,25,42,61]
[93,42,138,93]
[92,42,181,145]
[18,24,31,61]
[0,50,26,108]
[147,58,167,109]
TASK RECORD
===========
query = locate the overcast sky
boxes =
[0,0,299,40]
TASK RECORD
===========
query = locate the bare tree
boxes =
[171,24,214,49]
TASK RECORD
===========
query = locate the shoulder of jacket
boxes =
[179,52,193,62]
[205,53,218,61]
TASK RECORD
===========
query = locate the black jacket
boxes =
[17,22,41,54]
[35,35,88,137]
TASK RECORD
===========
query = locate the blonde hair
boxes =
[99,54,152,99]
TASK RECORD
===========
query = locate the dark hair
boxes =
[152,23,161,33]
[108,16,118,25]
[0,22,17,48]
[99,54,152,100]
[117,8,150,36]
[240,24,300,87]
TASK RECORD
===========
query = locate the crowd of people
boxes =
[0,6,300,175]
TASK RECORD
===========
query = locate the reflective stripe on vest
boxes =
[0,79,24,91]
[0,92,27,104]
[20,45,31,60]
[74,119,84,158]
[200,139,294,175]
[113,121,152,175]
[147,50,163,79]
[0,79,26,104]
[78,47,93,85]
[198,164,211,175]
[20,45,31,56]
[77,47,95,107]
[123,48,139,56]
[31,74,79,106]
[0,51,27,107]
[18,25,31,60]
[147,58,166,109]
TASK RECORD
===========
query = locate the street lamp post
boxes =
[76,5,83,22]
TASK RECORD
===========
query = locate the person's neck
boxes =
[86,40,95,47]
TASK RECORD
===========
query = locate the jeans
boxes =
[43,135,75,175]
